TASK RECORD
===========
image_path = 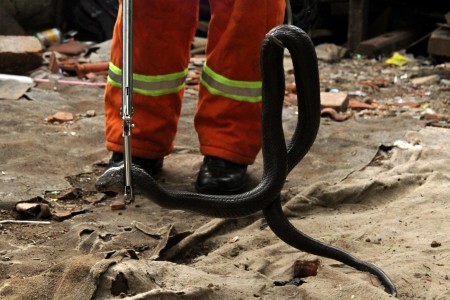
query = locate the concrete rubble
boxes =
[0,36,43,74]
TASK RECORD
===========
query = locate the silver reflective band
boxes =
[108,70,186,91]
[201,71,262,99]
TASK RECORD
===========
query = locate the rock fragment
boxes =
[0,36,43,74]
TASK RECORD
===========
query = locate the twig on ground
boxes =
[0,220,51,225]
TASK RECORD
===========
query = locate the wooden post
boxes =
[348,0,369,52]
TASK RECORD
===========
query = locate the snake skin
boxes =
[96,25,397,296]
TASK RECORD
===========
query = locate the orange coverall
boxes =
[104,0,285,165]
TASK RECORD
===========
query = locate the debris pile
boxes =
[0,4,448,226]
[284,51,450,128]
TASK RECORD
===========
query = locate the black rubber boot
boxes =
[107,152,163,175]
[195,156,247,195]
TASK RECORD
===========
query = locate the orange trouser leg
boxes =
[195,0,286,165]
[104,0,198,159]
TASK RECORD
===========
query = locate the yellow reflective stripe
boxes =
[108,63,187,96]
[201,63,262,103]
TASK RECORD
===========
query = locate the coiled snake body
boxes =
[96,25,397,296]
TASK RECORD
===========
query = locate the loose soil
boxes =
[0,56,449,299]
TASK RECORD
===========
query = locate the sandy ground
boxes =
[0,56,449,300]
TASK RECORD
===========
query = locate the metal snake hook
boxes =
[122,0,134,203]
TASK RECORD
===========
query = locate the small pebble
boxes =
[86,110,96,117]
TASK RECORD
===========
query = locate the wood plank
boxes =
[428,27,450,57]
[355,30,417,57]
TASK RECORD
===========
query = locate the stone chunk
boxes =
[0,77,33,100]
[315,43,347,62]
[86,110,97,117]
[0,36,43,74]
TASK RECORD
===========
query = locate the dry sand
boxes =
[0,59,449,299]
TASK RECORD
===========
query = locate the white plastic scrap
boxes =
[393,140,422,150]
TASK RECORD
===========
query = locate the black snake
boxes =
[96,25,397,297]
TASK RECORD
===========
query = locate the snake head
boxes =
[95,165,126,193]
[95,164,153,194]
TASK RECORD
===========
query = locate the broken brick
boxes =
[422,113,439,121]
[52,211,72,222]
[48,52,60,74]
[285,84,297,93]
[358,79,391,88]
[391,101,421,108]
[111,200,126,210]
[348,100,378,110]
[85,73,97,80]
[47,112,74,123]
[15,202,52,219]
[186,73,200,85]
[293,258,321,278]
[47,40,89,56]
[421,113,449,122]
[284,93,297,106]
[320,92,349,112]
[411,75,440,86]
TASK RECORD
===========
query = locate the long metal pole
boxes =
[122,0,134,202]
